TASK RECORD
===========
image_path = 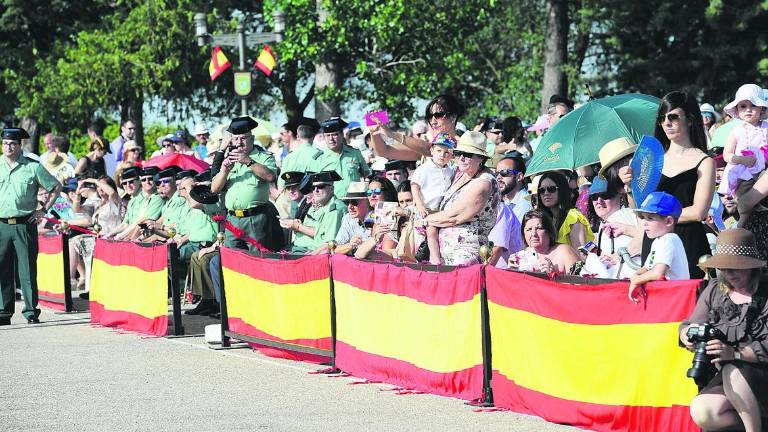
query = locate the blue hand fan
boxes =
[630,135,664,206]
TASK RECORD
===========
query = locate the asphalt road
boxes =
[0,303,580,432]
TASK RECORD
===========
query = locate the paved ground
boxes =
[1,302,581,432]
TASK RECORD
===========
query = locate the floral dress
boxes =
[438,172,500,265]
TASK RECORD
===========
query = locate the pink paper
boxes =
[365,111,389,127]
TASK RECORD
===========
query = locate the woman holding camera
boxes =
[680,229,768,432]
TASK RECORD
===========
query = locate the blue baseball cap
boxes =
[588,176,608,196]
[431,132,456,149]
[634,191,682,219]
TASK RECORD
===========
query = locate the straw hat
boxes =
[455,131,488,158]
[340,181,369,200]
[122,140,139,156]
[701,228,766,270]
[597,137,637,177]
[724,84,768,118]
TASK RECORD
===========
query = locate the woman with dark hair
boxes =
[365,175,397,211]
[368,94,465,161]
[621,91,715,279]
[353,177,398,260]
[74,137,109,179]
[508,209,581,273]
[535,171,594,250]
[495,116,533,158]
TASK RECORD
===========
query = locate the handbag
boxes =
[395,219,417,262]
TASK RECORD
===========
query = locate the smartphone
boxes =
[365,111,389,127]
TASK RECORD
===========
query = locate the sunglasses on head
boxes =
[427,111,449,120]
[366,188,382,196]
[658,112,682,123]
[539,186,559,194]
[497,169,520,177]
[313,184,330,191]
[590,192,616,201]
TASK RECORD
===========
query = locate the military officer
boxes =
[0,127,61,325]
[110,166,164,240]
[211,116,284,252]
[284,171,347,253]
[310,117,372,199]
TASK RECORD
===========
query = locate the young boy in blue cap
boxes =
[629,191,689,303]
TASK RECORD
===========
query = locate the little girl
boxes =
[718,84,768,195]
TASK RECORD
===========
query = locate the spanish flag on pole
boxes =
[209,45,231,81]
[254,45,277,76]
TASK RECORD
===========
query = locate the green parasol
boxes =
[526,93,661,177]
[709,119,742,149]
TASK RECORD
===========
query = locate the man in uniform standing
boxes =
[311,117,371,199]
[284,171,347,253]
[211,116,284,252]
[0,127,61,325]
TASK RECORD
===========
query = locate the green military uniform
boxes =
[178,205,219,261]
[291,198,347,253]
[223,148,283,252]
[277,144,323,189]
[0,153,60,322]
[310,146,371,200]
[160,192,190,234]
[123,192,164,224]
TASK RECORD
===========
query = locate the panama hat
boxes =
[724,84,768,118]
[700,228,766,269]
[340,182,369,200]
[597,137,637,177]
[454,131,489,158]
[700,103,721,122]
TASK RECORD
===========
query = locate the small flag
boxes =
[209,46,231,81]
[254,45,277,76]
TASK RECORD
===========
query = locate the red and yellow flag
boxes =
[254,45,277,76]
[37,235,66,311]
[209,45,231,81]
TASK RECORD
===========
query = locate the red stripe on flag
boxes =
[220,248,329,284]
[331,255,481,305]
[486,267,699,324]
[228,317,332,351]
[37,235,63,254]
[94,239,167,273]
[336,341,484,400]
[90,301,168,337]
[39,299,66,311]
[492,371,698,432]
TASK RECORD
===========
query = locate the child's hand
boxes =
[628,281,644,304]
[416,205,429,218]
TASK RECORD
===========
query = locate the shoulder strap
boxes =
[694,155,709,170]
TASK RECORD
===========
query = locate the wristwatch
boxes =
[734,348,741,361]
[245,159,255,167]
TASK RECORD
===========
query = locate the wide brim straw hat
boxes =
[700,103,721,122]
[122,140,139,155]
[597,137,638,177]
[455,131,489,157]
[724,84,768,118]
[701,228,766,269]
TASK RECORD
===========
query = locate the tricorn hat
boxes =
[2,127,30,141]
[701,228,766,269]
[189,185,219,205]
[320,117,348,133]
[227,116,259,135]
[281,171,305,188]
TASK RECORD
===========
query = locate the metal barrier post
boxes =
[327,242,341,373]
[60,229,73,312]
[477,245,494,406]
[167,236,184,336]
[217,232,231,347]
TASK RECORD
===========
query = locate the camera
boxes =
[686,323,726,386]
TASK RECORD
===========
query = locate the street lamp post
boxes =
[194,11,285,116]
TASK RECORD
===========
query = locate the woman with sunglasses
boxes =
[508,209,581,274]
[353,177,399,260]
[423,131,499,265]
[534,171,594,251]
[367,94,464,161]
[114,140,143,186]
[620,91,715,279]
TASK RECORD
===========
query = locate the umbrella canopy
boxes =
[526,93,661,177]
[143,153,209,172]
[709,119,742,149]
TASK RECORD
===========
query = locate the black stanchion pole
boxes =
[61,232,73,312]
[217,233,231,348]
[167,242,184,336]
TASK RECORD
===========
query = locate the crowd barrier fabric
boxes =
[332,255,484,400]
[90,239,169,336]
[485,267,700,432]
[221,249,332,357]
[36,234,71,311]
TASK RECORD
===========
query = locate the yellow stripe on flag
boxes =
[37,252,65,295]
[223,268,331,341]
[90,258,167,319]
[257,49,275,70]
[490,303,698,406]
[335,282,482,373]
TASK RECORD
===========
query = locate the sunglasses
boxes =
[162,143,175,148]
[366,188,382,196]
[140,177,154,183]
[590,192,617,201]
[313,184,330,191]
[128,148,140,153]
[157,179,173,185]
[427,111,449,120]
[453,151,476,159]
[497,169,520,177]
[346,200,360,207]
[539,186,559,194]
[120,179,136,186]
[657,112,682,124]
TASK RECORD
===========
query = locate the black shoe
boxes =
[79,292,90,300]
[0,317,10,326]
[26,316,40,324]
[209,312,221,320]
[184,299,215,316]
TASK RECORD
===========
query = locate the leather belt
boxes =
[0,215,32,225]
[227,205,265,218]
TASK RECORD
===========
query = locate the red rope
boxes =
[212,215,270,253]
[43,217,97,235]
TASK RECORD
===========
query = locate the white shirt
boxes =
[410,158,455,211]
[509,188,532,224]
[644,232,689,280]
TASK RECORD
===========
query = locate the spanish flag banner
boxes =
[90,239,168,336]
[37,234,66,310]
[254,45,276,76]
[209,45,231,81]
[221,248,332,359]
[486,267,700,432]
[332,255,484,399]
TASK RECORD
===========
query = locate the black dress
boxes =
[642,156,711,279]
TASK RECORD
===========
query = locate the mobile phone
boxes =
[365,111,389,127]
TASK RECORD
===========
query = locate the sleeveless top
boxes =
[641,155,711,279]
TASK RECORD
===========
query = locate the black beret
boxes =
[320,117,348,133]
[227,116,258,135]
[189,185,219,205]
[384,160,408,172]
[281,171,305,188]
[121,166,141,180]
[141,166,160,177]
[175,169,197,181]
[2,127,30,141]
[549,94,575,109]
[311,170,342,184]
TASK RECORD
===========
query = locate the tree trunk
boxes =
[314,0,340,120]
[541,0,569,112]
[19,116,40,155]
